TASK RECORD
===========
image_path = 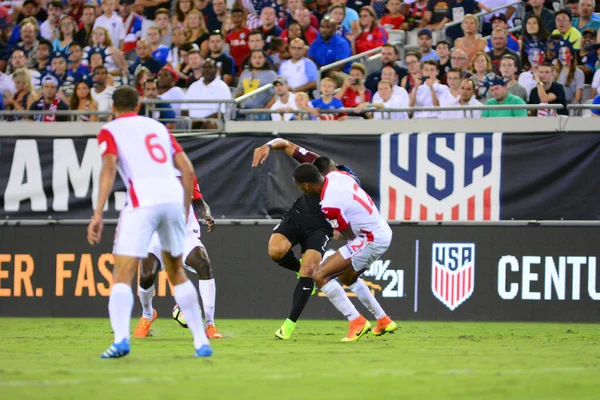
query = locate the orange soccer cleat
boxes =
[341,315,371,342]
[205,324,224,339]
[372,315,398,336]
[133,309,158,338]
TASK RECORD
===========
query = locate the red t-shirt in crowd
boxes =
[380,14,405,30]
[355,26,388,54]
[341,86,372,108]
[226,28,251,70]
[280,26,319,45]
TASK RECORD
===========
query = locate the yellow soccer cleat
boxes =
[341,315,371,342]
[134,309,158,338]
[372,315,398,336]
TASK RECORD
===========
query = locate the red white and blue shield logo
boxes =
[431,243,475,311]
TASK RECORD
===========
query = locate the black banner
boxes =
[1,225,599,321]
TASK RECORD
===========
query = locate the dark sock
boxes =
[288,277,314,322]
[276,250,301,273]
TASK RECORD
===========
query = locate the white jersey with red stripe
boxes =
[320,171,392,242]
[97,113,184,209]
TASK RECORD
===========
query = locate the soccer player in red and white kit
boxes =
[134,173,223,339]
[87,86,212,358]
[292,161,397,342]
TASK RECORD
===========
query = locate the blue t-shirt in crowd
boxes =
[152,46,170,66]
[592,95,600,116]
[308,34,352,73]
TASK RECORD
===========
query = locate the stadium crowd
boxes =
[1,0,600,123]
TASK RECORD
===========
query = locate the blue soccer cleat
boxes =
[100,339,130,359]
[194,344,213,357]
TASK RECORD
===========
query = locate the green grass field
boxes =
[0,318,598,400]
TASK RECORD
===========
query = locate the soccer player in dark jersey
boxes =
[252,138,397,340]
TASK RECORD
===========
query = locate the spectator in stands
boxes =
[528,62,568,116]
[0,66,16,96]
[236,50,276,119]
[29,75,70,122]
[172,42,194,86]
[487,27,521,74]
[261,6,284,45]
[285,8,319,44]
[454,14,487,63]
[154,8,172,47]
[185,49,204,87]
[443,67,462,101]
[440,0,492,42]
[41,0,63,42]
[420,0,448,31]
[380,0,405,30]
[497,54,528,101]
[401,50,423,93]
[91,65,115,121]
[328,0,359,33]
[591,93,600,116]
[293,91,317,120]
[65,0,85,23]
[83,27,128,77]
[94,0,124,49]
[365,44,407,94]
[8,49,40,87]
[555,44,584,105]
[86,50,115,88]
[35,39,52,72]
[53,15,77,54]
[67,43,88,84]
[436,40,451,82]
[270,75,298,121]
[285,21,309,45]
[520,15,550,68]
[134,66,153,95]
[327,4,351,37]
[167,27,187,73]
[129,40,163,75]
[308,17,352,73]
[278,38,318,93]
[417,29,440,62]
[402,0,428,32]
[566,0,581,18]
[157,65,186,116]
[186,9,210,57]
[242,30,276,70]
[119,1,142,55]
[173,0,195,28]
[140,0,170,32]
[469,51,493,100]
[352,6,387,54]
[356,79,409,120]
[3,68,36,118]
[17,20,41,69]
[450,48,471,77]
[138,78,176,129]
[12,0,45,26]
[519,44,545,96]
[50,52,74,99]
[74,5,96,48]
[335,62,371,109]
[525,0,555,33]
[310,77,344,119]
[410,60,450,118]
[487,14,519,52]
[185,58,232,128]
[374,64,410,105]
[553,9,582,50]
[147,26,170,66]
[207,30,234,86]
[441,78,482,118]
[227,8,251,73]
[313,0,332,23]
[578,28,597,82]
[69,80,99,122]
[207,0,227,32]
[574,0,600,33]
[481,73,527,117]
[479,1,517,35]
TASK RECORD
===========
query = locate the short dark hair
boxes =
[540,61,554,69]
[49,0,63,9]
[405,50,422,61]
[249,30,264,40]
[143,79,158,88]
[423,59,439,69]
[381,43,399,56]
[112,85,139,111]
[293,163,322,184]
[500,53,517,64]
[231,7,244,14]
[93,65,107,73]
[209,29,224,39]
[555,9,572,21]
[312,156,336,174]
[83,4,96,11]
[38,39,52,51]
[447,67,462,76]
[436,40,450,49]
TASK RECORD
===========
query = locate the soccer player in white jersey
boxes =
[134,174,223,339]
[292,160,397,342]
[87,86,212,358]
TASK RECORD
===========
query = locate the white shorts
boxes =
[113,203,186,258]
[147,232,205,273]
[339,235,391,272]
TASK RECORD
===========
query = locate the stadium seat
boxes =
[387,30,406,45]
[405,30,418,47]
[581,99,594,117]
[582,84,593,103]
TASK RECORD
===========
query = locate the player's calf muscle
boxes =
[186,248,213,279]
[139,255,160,289]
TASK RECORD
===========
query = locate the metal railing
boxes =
[141,98,236,132]
[442,0,525,38]
[316,47,384,97]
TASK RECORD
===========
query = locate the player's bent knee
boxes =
[187,248,213,280]
[268,234,291,261]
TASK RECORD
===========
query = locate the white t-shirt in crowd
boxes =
[440,95,482,119]
[278,58,318,90]
[186,76,232,118]
[591,69,600,95]
[373,85,410,107]
[93,13,125,45]
[159,86,186,116]
[92,85,116,120]
[518,70,537,99]
[270,92,297,121]
[413,82,451,119]
[372,95,409,120]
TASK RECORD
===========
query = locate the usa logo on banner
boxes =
[379,133,502,221]
[432,243,475,311]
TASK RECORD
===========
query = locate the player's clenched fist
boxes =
[87,214,104,245]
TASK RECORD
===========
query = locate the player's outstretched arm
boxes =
[174,152,194,219]
[252,138,320,167]
[87,154,117,245]
[193,198,216,232]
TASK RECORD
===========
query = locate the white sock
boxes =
[108,283,134,343]
[349,279,386,320]
[198,279,216,325]
[174,280,209,349]
[138,285,155,320]
[321,280,360,321]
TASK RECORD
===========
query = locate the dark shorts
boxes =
[273,197,333,256]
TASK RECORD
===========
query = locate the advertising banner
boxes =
[1,225,598,321]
